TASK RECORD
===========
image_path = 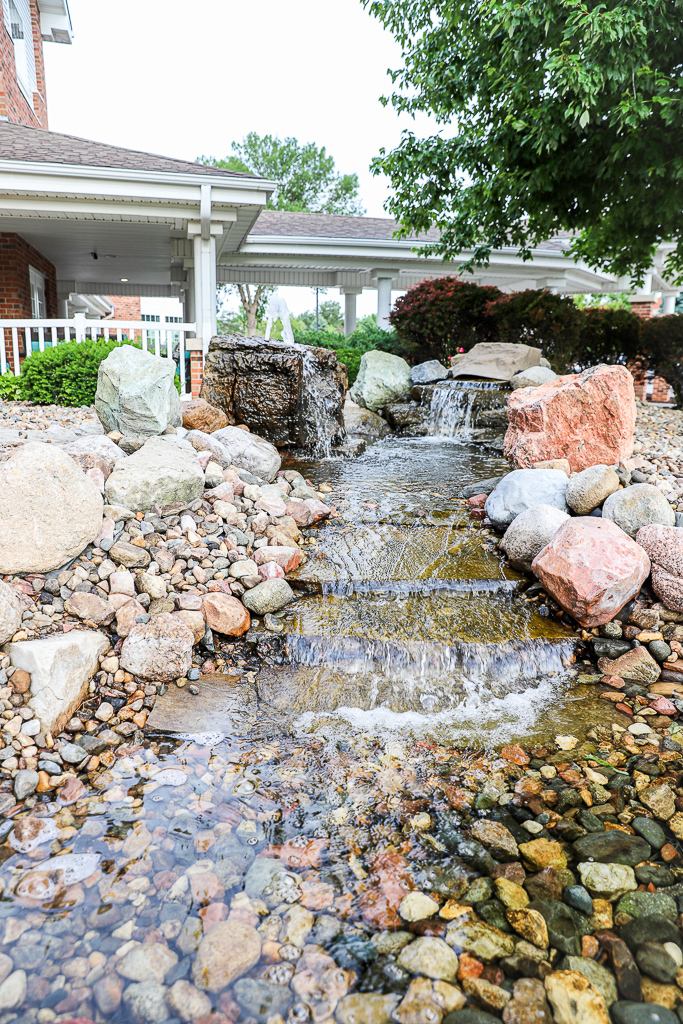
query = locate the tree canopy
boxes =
[200,134,364,215]
[363,0,683,283]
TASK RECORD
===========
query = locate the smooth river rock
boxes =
[0,443,103,574]
[504,364,636,472]
[485,469,569,530]
[501,504,570,572]
[192,920,261,992]
[565,465,621,514]
[602,483,675,538]
[532,518,651,627]
[349,350,413,412]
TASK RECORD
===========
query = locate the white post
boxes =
[193,234,216,355]
[376,275,393,331]
[663,293,678,315]
[73,312,87,343]
[342,287,362,336]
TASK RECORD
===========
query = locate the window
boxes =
[29,267,46,319]
[165,316,183,323]
[5,0,36,102]
[141,314,160,322]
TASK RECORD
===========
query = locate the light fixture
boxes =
[120,278,128,282]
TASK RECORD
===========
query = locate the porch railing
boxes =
[0,315,197,394]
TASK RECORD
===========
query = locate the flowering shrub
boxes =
[389,277,501,363]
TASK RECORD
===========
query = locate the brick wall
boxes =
[631,297,662,319]
[106,296,142,319]
[0,232,57,371]
[0,1,48,128]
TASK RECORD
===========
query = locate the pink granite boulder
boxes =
[504,365,636,472]
[636,524,683,612]
[532,517,650,627]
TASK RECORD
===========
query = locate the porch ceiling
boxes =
[0,216,178,287]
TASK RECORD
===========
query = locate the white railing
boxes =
[0,315,197,394]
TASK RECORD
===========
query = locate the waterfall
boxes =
[300,347,344,458]
[427,380,502,438]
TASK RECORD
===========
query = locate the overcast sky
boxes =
[43,0,437,319]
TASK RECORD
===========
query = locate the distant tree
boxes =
[200,134,364,215]
[573,293,632,311]
[363,0,683,284]
[202,136,364,332]
[217,283,273,337]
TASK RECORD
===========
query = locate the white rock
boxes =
[397,936,459,981]
[577,862,637,899]
[95,345,181,439]
[6,631,110,734]
[510,366,558,390]
[0,970,26,1011]
[0,582,22,644]
[211,426,281,483]
[0,443,103,574]
[105,436,204,512]
[399,891,440,922]
[349,350,412,412]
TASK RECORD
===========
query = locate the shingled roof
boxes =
[0,121,255,178]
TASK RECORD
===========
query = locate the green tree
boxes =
[363,0,683,284]
[200,134,364,215]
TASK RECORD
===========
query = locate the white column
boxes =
[342,287,362,336]
[193,234,216,353]
[663,293,678,315]
[376,275,393,331]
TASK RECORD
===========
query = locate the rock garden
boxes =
[1,338,683,1024]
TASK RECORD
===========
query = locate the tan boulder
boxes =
[544,971,609,1024]
[192,920,261,992]
[201,593,250,636]
[119,613,193,681]
[504,365,636,472]
[182,398,228,434]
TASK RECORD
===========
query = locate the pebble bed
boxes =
[0,400,682,1024]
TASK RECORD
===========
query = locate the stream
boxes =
[0,383,620,1024]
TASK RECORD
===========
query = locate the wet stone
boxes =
[528,900,580,955]
[572,832,651,866]
[233,977,293,1021]
[611,1003,680,1024]
[635,943,679,984]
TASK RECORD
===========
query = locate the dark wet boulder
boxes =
[528,899,581,955]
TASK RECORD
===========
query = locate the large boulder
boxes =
[501,504,570,572]
[602,483,675,539]
[485,469,569,530]
[343,400,391,439]
[531,518,651,627]
[349,350,412,411]
[451,342,543,381]
[119,614,193,682]
[510,366,558,390]
[104,437,204,511]
[504,365,636,472]
[210,427,281,483]
[0,582,22,645]
[636,524,683,611]
[200,334,345,448]
[60,435,127,476]
[0,443,103,574]
[95,344,181,439]
[6,631,110,733]
[566,465,620,515]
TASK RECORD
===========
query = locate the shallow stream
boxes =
[0,384,619,1024]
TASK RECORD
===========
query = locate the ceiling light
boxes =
[120,278,128,282]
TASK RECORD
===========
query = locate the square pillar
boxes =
[376,275,393,331]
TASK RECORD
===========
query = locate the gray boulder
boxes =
[242,579,294,615]
[485,469,570,530]
[501,504,571,572]
[411,360,450,385]
[211,426,281,482]
[343,400,391,439]
[602,483,675,539]
[95,345,181,439]
[566,465,620,515]
[348,350,412,411]
[104,436,204,511]
[0,443,103,574]
[510,366,558,390]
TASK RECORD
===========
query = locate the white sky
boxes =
[43,0,438,320]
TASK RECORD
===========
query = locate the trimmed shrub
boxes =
[576,306,643,370]
[643,315,683,403]
[0,372,19,401]
[485,289,584,372]
[16,338,121,406]
[335,347,363,386]
[389,277,501,362]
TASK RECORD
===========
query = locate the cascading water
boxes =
[427,379,506,438]
[300,346,342,458]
